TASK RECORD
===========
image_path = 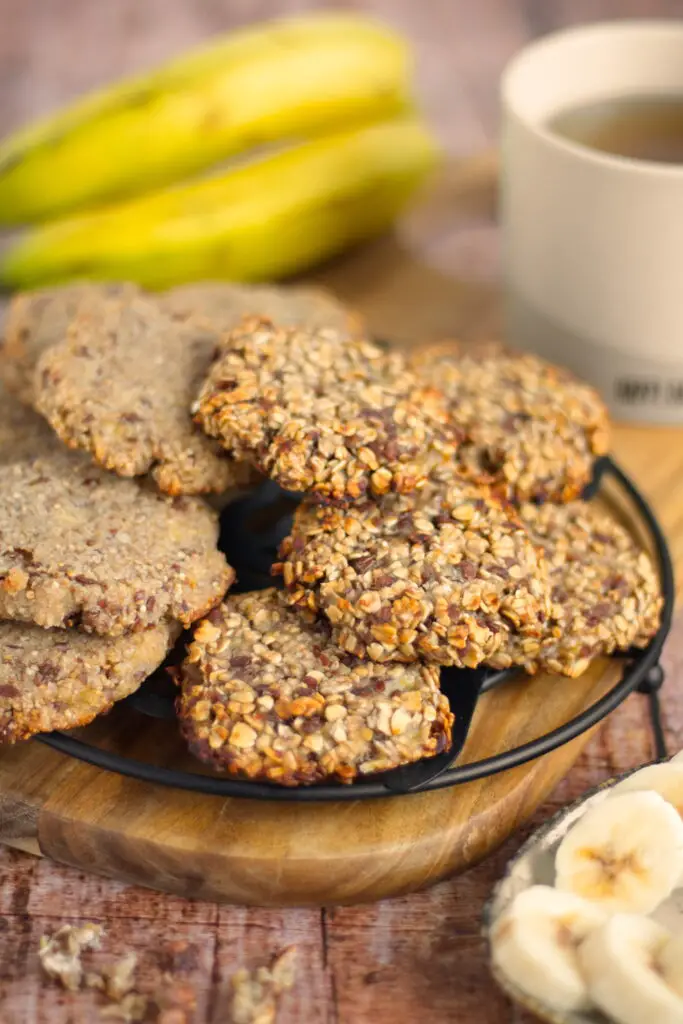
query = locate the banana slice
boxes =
[673,751,683,764]
[555,790,683,913]
[578,914,683,1024]
[661,932,683,998]
[490,885,606,1013]
[612,763,683,816]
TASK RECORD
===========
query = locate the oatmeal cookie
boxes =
[0,449,233,635]
[0,619,178,742]
[409,342,609,502]
[3,281,360,405]
[177,589,453,785]
[33,293,252,495]
[1,282,138,402]
[275,477,550,667]
[162,280,363,337]
[488,500,662,677]
[195,318,460,505]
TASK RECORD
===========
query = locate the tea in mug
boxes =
[547,93,683,164]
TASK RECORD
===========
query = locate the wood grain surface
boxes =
[0,0,681,1021]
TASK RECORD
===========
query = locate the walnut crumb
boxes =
[38,922,103,991]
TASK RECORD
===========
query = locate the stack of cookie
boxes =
[0,285,663,788]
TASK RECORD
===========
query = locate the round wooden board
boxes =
[0,159,678,907]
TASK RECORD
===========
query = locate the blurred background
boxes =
[1,0,680,345]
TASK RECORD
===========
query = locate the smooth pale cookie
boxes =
[0,448,234,636]
[0,380,59,465]
[0,620,179,742]
[1,282,139,402]
[195,318,460,506]
[161,280,363,338]
[177,589,453,786]
[2,280,361,405]
[33,293,252,495]
[409,342,610,503]
[274,477,550,667]
[487,501,662,677]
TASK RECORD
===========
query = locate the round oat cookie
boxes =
[33,293,253,496]
[177,589,453,786]
[275,477,550,667]
[487,501,662,678]
[0,449,234,636]
[195,318,460,505]
[2,283,138,403]
[3,280,360,406]
[409,342,610,503]
[0,620,179,742]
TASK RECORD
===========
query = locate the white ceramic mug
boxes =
[501,21,683,423]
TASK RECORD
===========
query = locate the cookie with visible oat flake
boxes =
[0,619,179,742]
[275,475,550,667]
[409,342,609,503]
[177,589,453,785]
[0,449,234,636]
[32,293,253,496]
[195,318,460,506]
[487,501,662,677]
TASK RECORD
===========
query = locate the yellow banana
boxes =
[0,14,412,226]
[0,117,439,291]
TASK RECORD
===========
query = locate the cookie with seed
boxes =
[0,449,234,635]
[1,282,138,403]
[275,477,550,667]
[487,501,662,677]
[409,342,610,503]
[195,318,460,505]
[177,589,453,785]
[2,281,361,405]
[33,293,253,495]
[0,620,179,742]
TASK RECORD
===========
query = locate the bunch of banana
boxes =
[0,13,439,289]
[491,754,683,1024]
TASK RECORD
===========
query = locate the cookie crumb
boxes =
[230,946,298,1024]
[38,922,103,992]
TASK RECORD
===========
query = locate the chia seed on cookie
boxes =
[487,500,662,677]
[0,448,234,635]
[275,477,550,667]
[177,589,453,785]
[195,318,460,505]
[0,619,179,742]
[409,342,609,503]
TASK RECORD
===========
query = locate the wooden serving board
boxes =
[0,157,680,907]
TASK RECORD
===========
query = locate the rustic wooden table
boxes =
[1,1,681,1021]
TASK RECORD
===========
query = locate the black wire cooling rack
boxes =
[37,455,675,802]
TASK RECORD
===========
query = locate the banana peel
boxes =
[0,14,411,225]
[0,117,440,291]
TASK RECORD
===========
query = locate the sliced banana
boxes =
[673,751,683,764]
[555,790,683,913]
[661,932,683,999]
[490,885,606,1013]
[578,914,683,1024]
[612,763,683,817]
